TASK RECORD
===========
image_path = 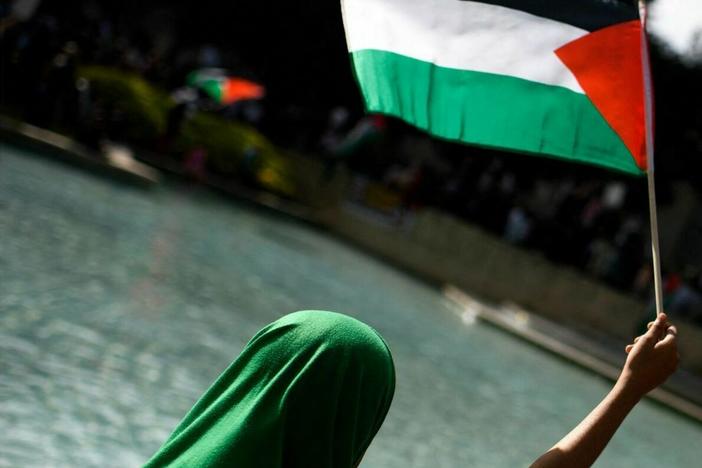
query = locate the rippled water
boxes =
[1,143,701,467]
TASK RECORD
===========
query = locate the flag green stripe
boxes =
[351,49,642,175]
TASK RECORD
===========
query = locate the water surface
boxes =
[1,143,700,467]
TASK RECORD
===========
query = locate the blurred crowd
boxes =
[327,117,702,324]
[2,2,222,128]
[0,1,344,150]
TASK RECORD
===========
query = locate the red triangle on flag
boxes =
[556,19,648,171]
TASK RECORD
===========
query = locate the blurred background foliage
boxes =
[78,66,170,141]
[77,65,296,197]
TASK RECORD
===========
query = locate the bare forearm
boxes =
[530,381,640,468]
[530,314,678,468]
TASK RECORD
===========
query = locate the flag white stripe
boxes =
[341,0,587,93]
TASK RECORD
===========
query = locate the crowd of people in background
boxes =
[2,2,219,133]
[330,118,702,324]
[2,1,701,325]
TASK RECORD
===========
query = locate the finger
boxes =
[642,315,667,344]
[653,324,677,345]
[654,312,669,327]
[655,314,670,329]
[633,336,641,343]
[625,344,634,354]
[655,327,678,349]
[647,321,655,329]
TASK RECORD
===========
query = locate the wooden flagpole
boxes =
[639,0,664,317]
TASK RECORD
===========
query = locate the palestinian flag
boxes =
[341,0,650,175]
[187,69,266,106]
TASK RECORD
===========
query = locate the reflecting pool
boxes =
[1,143,700,467]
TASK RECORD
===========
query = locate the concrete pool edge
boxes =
[442,284,702,424]
[0,116,323,226]
[0,115,160,186]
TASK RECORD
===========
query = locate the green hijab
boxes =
[144,310,396,467]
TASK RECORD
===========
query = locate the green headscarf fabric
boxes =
[144,310,396,467]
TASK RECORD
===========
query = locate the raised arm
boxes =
[531,313,679,468]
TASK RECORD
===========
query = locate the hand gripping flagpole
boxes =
[639,1,664,317]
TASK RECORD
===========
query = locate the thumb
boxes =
[641,313,668,345]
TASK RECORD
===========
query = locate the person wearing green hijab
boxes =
[144,310,395,468]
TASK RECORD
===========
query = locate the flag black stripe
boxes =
[464,0,639,32]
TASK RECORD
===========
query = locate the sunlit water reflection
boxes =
[1,143,700,467]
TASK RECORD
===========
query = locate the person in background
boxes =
[145,311,678,467]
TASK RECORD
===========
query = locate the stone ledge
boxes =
[0,116,160,186]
